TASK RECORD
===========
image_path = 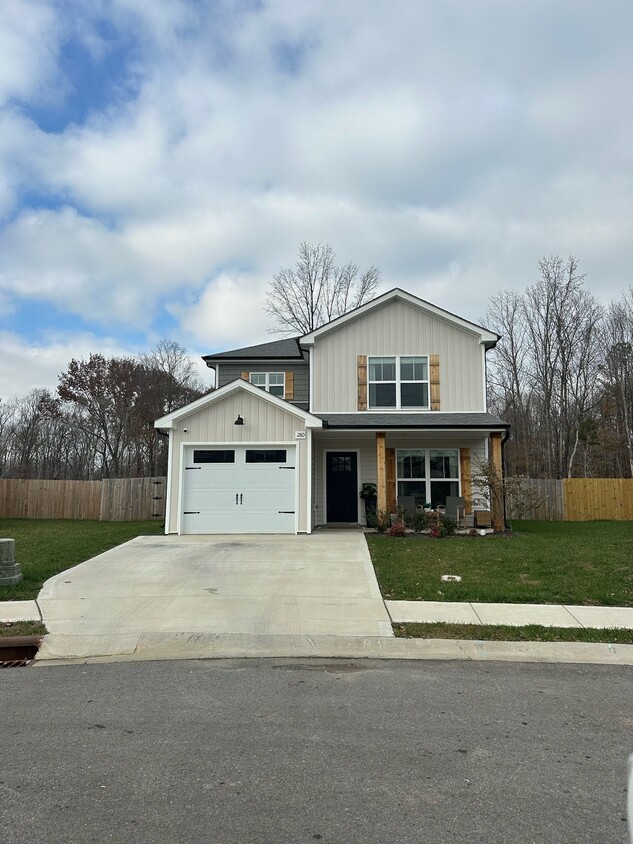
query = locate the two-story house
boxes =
[154,288,509,534]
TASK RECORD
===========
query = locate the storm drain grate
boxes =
[0,637,42,668]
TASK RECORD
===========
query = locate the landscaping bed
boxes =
[367,520,633,607]
[0,519,163,601]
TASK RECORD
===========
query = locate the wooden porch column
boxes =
[490,432,504,532]
[376,432,386,516]
[459,448,472,515]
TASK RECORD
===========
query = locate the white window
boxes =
[250,372,285,398]
[396,448,459,508]
[368,356,429,409]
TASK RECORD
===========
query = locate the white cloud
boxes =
[0,1,62,107]
[170,271,271,349]
[0,0,630,394]
[0,330,133,397]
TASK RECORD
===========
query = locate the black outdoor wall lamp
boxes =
[234,414,244,425]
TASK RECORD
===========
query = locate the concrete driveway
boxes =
[37,531,393,660]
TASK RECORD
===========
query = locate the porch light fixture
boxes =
[234,414,244,426]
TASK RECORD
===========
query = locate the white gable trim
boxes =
[299,288,499,347]
[155,378,323,430]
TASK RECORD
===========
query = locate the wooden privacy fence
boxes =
[0,477,167,522]
[507,478,633,521]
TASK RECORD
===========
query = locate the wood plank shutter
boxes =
[241,371,249,382]
[357,355,368,411]
[386,448,397,514]
[429,354,440,411]
[284,371,294,400]
[459,448,472,514]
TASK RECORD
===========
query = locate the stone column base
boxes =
[0,562,23,585]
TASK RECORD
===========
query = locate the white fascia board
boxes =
[299,288,499,346]
[154,378,323,430]
[316,426,508,434]
[203,357,304,365]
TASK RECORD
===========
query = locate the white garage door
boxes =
[181,445,296,534]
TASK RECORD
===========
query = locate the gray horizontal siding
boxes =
[217,361,309,406]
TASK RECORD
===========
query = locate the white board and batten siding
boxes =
[166,389,310,534]
[311,298,486,413]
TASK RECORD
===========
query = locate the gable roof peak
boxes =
[299,287,499,347]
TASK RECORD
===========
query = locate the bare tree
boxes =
[484,290,532,474]
[139,339,204,413]
[600,289,633,477]
[523,256,603,478]
[486,256,605,479]
[264,242,381,335]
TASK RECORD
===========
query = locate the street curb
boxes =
[34,631,633,667]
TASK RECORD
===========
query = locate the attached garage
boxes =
[155,379,321,535]
[182,445,297,534]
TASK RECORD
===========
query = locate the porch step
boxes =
[322,523,363,530]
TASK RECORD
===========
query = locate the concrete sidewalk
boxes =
[3,597,632,630]
[386,600,633,629]
[0,600,41,622]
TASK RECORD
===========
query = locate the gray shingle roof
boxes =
[203,337,303,361]
[317,412,509,429]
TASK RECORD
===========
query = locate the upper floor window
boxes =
[250,372,285,398]
[368,356,429,409]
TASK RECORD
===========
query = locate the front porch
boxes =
[311,428,506,532]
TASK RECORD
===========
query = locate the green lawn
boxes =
[0,621,47,638]
[367,520,633,607]
[0,519,163,601]
[394,622,633,644]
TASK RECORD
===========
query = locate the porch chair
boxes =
[445,496,466,527]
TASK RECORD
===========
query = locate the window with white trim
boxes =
[368,356,429,409]
[396,448,459,508]
[250,372,285,398]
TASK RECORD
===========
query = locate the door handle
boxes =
[236,493,239,505]
[240,493,243,505]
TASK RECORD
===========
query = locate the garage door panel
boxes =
[242,510,295,533]
[181,445,296,534]
[184,466,242,491]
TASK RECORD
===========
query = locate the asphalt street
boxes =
[1,658,631,844]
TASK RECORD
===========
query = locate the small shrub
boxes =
[429,516,456,539]
[402,508,431,533]
[387,521,407,537]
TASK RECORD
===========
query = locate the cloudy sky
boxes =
[0,0,631,398]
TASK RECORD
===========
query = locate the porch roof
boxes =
[317,412,509,430]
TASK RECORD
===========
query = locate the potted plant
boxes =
[359,482,378,527]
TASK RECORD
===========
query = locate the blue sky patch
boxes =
[20,18,140,134]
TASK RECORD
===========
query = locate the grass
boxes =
[0,621,47,638]
[0,519,163,601]
[367,520,633,607]
[394,622,633,644]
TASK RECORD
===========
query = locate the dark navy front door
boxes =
[326,452,358,522]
